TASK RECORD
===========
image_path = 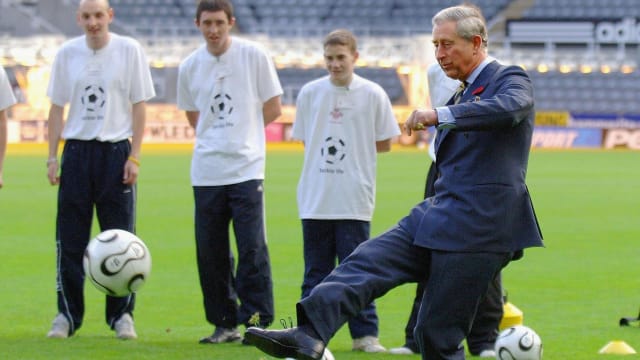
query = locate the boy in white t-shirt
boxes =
[292,29,400,353]
[177,0,282,344]
[45,0,155,340]
[0,65,17,189]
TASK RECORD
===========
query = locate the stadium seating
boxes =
[529,70,640,115]
[522,0,640,19]
[277,67,406,105]
[230,0,514,36]
[3,0,640,116]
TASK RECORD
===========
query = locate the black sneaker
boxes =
[199,327,242,344]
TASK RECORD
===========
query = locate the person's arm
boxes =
[46,104,65,185]
[123,101,146,185]
[185,111,199,129]
[263,95,282,126]
[0,109,6,188]
[376,139,392,153]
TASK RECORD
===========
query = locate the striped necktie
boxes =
[453,81,467,104]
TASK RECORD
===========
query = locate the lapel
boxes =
[460,60,499,103]
[435,61,500,156]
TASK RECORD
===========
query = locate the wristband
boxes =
[128,156,140,166]
[46,158,57,167]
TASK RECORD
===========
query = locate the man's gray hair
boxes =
[432,5,488,49]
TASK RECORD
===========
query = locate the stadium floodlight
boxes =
[620,63,635,74]
[600,64,613,74]
[536,63,550,73]
[579,64,594,74]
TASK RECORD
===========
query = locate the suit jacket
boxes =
[402,60,543,253]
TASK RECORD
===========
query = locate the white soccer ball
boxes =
[83,229,151,297]
[495,325,543,360]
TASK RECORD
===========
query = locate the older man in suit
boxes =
[246,5,543,360]
[390,62,504,358]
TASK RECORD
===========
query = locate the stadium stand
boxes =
[277,67,406,105]
[530,70,640,115]
[1,0,639,117]
[522,0,640,19]
[228,0,513,36]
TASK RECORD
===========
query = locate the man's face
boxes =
[77,0,112,41]
[196,10,234,55]
[324,44,358,87]
[432,20,476,81]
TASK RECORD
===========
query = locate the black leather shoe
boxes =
[245,326,325,360]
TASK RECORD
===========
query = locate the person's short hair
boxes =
[323,29,358,53]
[196,0,234,22]
[432,5,488,49]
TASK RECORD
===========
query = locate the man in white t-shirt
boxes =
[0,65,17,189]
[291,29,400,354]
[45,0,155,340]
[177,0,282,344]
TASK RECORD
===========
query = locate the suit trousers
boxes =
[397,162,503,354]
[297,221,511,360]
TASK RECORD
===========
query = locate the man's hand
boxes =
[404,109,437,136]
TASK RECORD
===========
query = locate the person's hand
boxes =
[0,171,3,189]
[122,157,139,185]
[47,160,60,185]
[404,109,435,136]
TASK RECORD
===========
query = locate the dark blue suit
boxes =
[297,61,543,360]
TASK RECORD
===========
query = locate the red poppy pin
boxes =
[471,86,485,95]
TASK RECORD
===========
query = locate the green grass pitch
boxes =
[1,145,639,359]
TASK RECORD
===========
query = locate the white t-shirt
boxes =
[0,66,17,111]
[177,37,283,186]
[427,63,459,161]
[47,33,155,142]
[293,74,400,221]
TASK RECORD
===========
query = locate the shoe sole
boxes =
[244,331,321,360]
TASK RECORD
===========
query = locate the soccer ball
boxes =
[285,347,333,360]
[83,229,152,297]
[495,325,543,360]
[322,347,334,360]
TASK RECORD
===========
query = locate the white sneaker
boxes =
[47,313,69,338]
[389,345,416,355]
[352,336,386,353]
[478,349,496,357]
[114,313,137,340]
